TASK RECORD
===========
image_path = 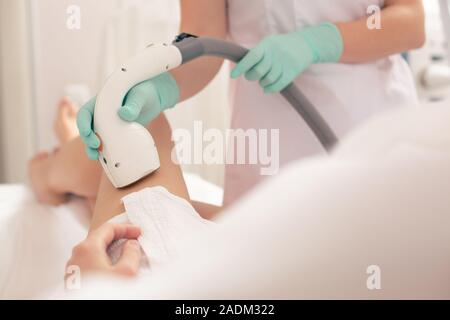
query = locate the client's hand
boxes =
[76,73,179,160]
[66,223,142,279]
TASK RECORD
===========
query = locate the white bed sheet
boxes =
[0,185,89,299]
[0,173,223,299]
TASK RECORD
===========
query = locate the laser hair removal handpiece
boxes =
[94,33,338,189]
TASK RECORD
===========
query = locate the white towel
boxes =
[108,187,214,271]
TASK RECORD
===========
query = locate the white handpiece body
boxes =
[94,44,182,188]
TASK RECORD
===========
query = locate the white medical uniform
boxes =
[224,0,419,205]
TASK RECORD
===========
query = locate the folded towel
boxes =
[108,187,214,271]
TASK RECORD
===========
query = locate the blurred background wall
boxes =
[410,0,450,103]
[0,0,35,183]
[0,0,449,185]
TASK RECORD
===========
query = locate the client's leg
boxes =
[54,97,79,144]
[28,138,102,206]
[29,98,206,221]
[29,98,101,206]
[90,114,189,230]
[29,105,188,223]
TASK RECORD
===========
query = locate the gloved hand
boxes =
[231,22,343,93]
[77,72,179,160]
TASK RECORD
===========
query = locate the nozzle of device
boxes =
[93,43,182,188]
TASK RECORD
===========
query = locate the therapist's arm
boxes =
[337,0,425,63]
[171,0,228,101]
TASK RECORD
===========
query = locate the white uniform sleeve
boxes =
[76,104,450,299]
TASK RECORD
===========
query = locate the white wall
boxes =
[0,0,36,183]
[31,0,125,150]
[409,0,450,102]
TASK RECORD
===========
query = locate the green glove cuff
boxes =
[152,72,180,110]
[296,22,344,64]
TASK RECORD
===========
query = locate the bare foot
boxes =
[28,152,68,206]
[54,97,79,144]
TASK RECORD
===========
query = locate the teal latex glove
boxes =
[231,22,343,93]
[77,72,179,160]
